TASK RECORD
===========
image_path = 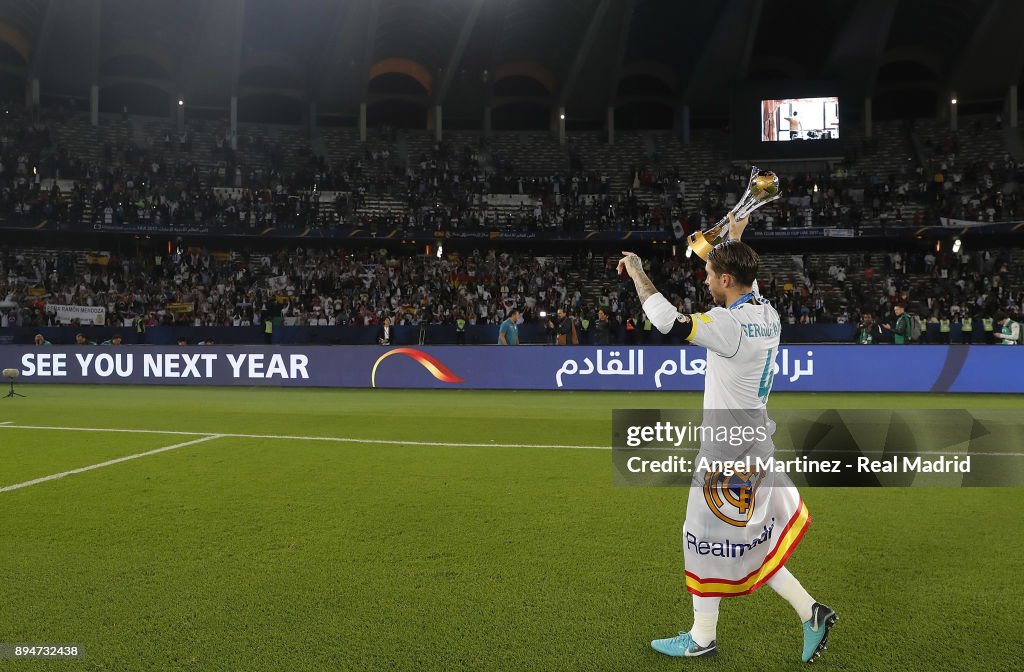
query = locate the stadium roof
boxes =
[0,0,1020,123]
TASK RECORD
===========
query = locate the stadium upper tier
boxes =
[1,107,1022,239]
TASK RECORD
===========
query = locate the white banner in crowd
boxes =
[938,217,1004,228]
[47,304,107,325]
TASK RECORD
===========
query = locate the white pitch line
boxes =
[0,423,607,451]
[0,421,11,425]
[0,434,223,494]
[0,423,1022,457]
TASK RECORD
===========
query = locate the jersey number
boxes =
[758,348,776,404]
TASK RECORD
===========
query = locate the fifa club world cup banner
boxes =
[2,345,1017,393]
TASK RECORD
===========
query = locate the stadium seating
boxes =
[2,105,1022,343]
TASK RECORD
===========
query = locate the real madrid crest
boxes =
[702,470,765,527]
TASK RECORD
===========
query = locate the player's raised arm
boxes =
[724,213,760,296]
[726,212,749,242]
[617,251,694,338]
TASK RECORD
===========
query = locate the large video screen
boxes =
[761,97,839,142]
[731,82,844,159]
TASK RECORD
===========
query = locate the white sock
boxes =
[767,566,815,622]
[690,595,721,647]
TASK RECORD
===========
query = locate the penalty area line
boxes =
[0,434,223,494]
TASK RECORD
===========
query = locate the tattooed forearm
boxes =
[625,256,659,303]
[633,274,658,303]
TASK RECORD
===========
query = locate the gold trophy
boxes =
[686,167,780,260]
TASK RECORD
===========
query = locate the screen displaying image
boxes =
[761,97,839,142]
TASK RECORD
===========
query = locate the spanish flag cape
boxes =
[682,435,810,597]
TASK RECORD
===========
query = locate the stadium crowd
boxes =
[1,245,589,330]
[4,102,1019,240]
[2,240,1022,346]
[0,104,659,234]
[1,104,1022,342]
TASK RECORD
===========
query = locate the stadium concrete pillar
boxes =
[29,78,39,109]
[307,101,317,139]
[674,104,690,145]
[483,106,491,136]
[229,96,238,150]
[950,95,958,132]
[1010,85,1018,128]
[90,85,99,126]
[864,98,872,138]
[434,105,443,142]
[607,107,614,145]
[359,102,367,142]
[558,106,566,145]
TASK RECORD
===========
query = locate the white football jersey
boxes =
[643,283,781,410]
[690,293,781,410]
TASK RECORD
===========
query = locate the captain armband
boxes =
[668,313,695,339]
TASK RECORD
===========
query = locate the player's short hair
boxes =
[707,240,758,287]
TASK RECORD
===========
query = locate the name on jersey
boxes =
[686,518,776,558]
[741,322,781,338]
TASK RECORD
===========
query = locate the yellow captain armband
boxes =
[669,313,697,340]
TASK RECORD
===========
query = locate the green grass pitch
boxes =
[0,386,1021,671]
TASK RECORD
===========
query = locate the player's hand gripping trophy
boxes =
[686,167,781,260]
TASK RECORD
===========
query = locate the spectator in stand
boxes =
[994,310,1021,345]
[856,313,883,344]
[498,308,520,345]
[554,308,576,345]
[593,308,611,345]
[883,305,912,344]
[376,317,392,346]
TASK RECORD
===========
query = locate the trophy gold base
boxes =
[686,230,717,261]
[684,166,780,262]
